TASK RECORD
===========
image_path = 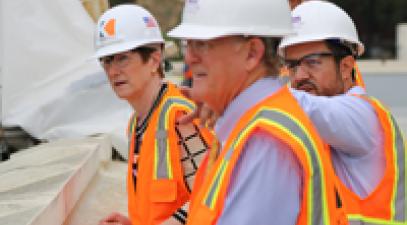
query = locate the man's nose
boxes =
[291,64,311,83]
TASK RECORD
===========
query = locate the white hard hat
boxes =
[94,4,164,58]
[167,0,294,40]
[278,0,364,56]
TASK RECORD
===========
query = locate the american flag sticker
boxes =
[292,16,301,25]
[143,16,157,28]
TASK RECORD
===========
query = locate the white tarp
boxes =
[1,0,132,157]
[0,136,112,225]
[0,0,3,121]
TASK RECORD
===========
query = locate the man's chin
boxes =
[308,89,318,96]
[190,88,206,103]
[115,90,133,100]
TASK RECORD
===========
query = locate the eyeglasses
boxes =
[99,51,134,70]
[186,37,247,56]
[99,47,156,70]
[186,40,214,55]
[283,52,337,74]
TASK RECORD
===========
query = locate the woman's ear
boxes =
[149,50,162,72]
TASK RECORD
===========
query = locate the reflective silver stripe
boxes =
[348,221,362,225]
[349,217,407,225]
[156,129,169,179]
[391,115,406,221]
[156,97,194,179]
[204,161,227,208]
[348,95,406,223]
[369,96,406,222]
[217,109,326,225]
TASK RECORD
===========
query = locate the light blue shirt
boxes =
[214,77,383,225]
[215,76,301,225]
[291,86,384,198]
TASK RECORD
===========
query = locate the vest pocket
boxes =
[150,179,177,203]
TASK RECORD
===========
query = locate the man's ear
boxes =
[340,55,355,81]
[245,38,266,72]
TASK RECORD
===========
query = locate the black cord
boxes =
[132,83,168,189]
[172,208,187,224]
[135,82,168,149]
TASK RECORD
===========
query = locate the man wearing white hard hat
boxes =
[283,0,367,88]
[278,1,406,224]
[167,0,359,224]
[94,4,213,225]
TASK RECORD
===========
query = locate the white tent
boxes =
[1,0,132,158]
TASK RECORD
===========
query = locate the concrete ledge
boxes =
[64,161,128,225]
[0,135,111,225]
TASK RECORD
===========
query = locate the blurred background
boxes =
[330,0,407,60]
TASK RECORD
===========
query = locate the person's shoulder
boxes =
[244,129,292,153]
[240,129,302,173]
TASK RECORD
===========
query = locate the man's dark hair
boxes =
[325,39,357,80]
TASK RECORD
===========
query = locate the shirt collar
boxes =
[346,85,366,95]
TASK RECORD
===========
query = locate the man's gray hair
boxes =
[260,37,281,76]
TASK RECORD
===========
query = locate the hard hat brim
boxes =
[278,35,365,57]
[93,38,164,59]
[168,24,294,40]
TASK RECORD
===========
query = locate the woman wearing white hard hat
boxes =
[95,4,213,225]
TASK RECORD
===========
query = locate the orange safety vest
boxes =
[353,64,366,89]
[337,95,406,225]
[184,65,193,79]
[280,65,290,77]
[127,83,205,225]
[187,86,347,225]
